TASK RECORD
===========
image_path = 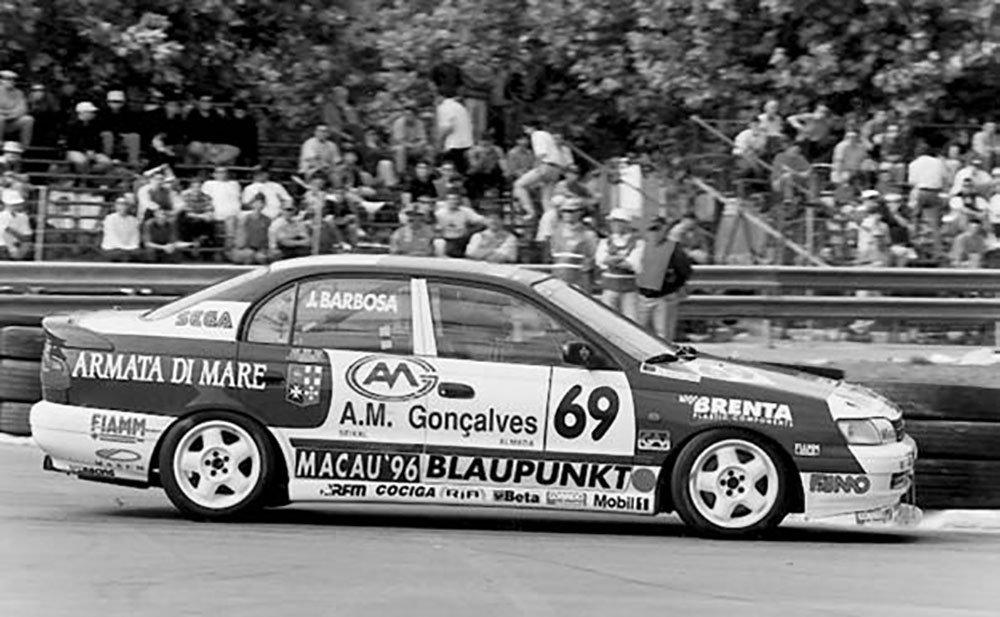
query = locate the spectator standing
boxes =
[854,192,891,266]
[242,167,292,220]
[435,186,485,258]
[548,198,598,292]
[66,102,111,174]
[988,169,1000,237]
[430,44,464,100]
[951,220,988,268]
[0,70,33,150]
[299,124,341,180]
[505,134,534,182]
[465,132,507,203]
[861,110,889,145]
[100,196,141,261]
[0,194,32,260]
[465,207,517,263]
[321,86,362,143]
[944,144,964,187]
[883,193,918,267]
[771,140,812,203]
[26,83,61,148]
[733,119,769,183]
[636,215,693,341]
[462,55,493,142]
[99,90,141,167]
[142,206,183,262]
[268,205,312,260]
[788,104,834,161]
[907,142,949,258]
[971,122,1000,169]
[757,100,785,152]
[389,203,437,257]
[230,194,272,264]
[229,101,259,166]
[596,208,644,321]
[435,90,474,176]
[513,122,564,222]
[831,129,871,193]
[391,102,431,175]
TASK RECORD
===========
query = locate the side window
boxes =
[429,283,575,365]
[246,286,296,345]
[292,277,413,353]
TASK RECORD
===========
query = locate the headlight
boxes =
[837,418,896,445]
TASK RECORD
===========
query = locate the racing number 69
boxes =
[554,385,619,441]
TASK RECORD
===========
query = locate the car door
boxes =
[238,275,427,497]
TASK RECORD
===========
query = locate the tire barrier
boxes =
[0,321,996,511]
[0,325,43,439]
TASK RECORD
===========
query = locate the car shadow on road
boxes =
[94,504,932,544]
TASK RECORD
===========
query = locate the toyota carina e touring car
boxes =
[30,255,917,537]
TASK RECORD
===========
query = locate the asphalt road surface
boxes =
[1,443,998,617]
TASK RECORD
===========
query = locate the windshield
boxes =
[534,278,676,359]
[142,266,269,321]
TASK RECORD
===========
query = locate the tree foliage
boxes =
[1,0,998,149]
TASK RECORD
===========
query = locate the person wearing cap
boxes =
[391,102,430,176]
[465,206,517,263]
[434,185,485,258]
[0,141,22,172]
[390,202,436,257]
[636,214,693,340]
[99,90,141,167]
[65,101,112,174]
[0,70,33,151]
[0,193,32,260]
[596,208,644,321]
[548,197,598,292]
[100,196,141,262]
[231,194,272,264]
[268,203,312,260]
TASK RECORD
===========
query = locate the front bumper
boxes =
[30,400,176,486]
[802,434,918,523]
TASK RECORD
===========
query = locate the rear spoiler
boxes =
[42,315,115,351]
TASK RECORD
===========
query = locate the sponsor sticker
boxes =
[492,489,541,505]
[304,289,399,313]
[592,494,653,513]
[346,356,438,402]
[71,352,267,390]
[679,394,794,428]
[95,448,142,463]
[295,450,420,483]
[373,483,437,499]
[809,473,871,495]
[545,490,587,508]
[174,309,234,329]
[637,430,671,452]
[319,483,367,498]
[441,487,485,502]
[90,413,147,444]
[639,363,702,383]
[286,364,323,407]
[69,465,115,479]
[794,443,821,457]
[422,454,639,492]
[856,506,894,524]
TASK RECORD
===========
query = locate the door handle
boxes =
[438,382,475,399]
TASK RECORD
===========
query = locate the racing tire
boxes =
[0,402,32,436]
[670,429,789,538]
[159,411,276,521]
[0,326,46,361]
[0,359,42,402]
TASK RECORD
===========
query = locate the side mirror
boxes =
[562,341,596,368]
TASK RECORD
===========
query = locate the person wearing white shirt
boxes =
[100,197,141,261]
[202,166,243,221]
[596,208,644,321]
[907,143,950,259]
[950,155,993,197]
[512,123,564,221]
[136,172,184,221]
[241,167,292,220]
[435,95,473,175]
[298,125,341,178]
[0,196,32,260]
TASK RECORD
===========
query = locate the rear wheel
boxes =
[159,412,275,520]
[670,429,789,537]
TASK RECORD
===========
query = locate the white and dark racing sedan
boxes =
[31,255,917,537]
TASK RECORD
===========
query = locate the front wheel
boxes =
[159,412,276,520]
[670,429,789,537]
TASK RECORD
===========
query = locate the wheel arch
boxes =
[655,425,804,515]
[147,407,290,506]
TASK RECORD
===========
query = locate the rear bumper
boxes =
[30,400,176,486]
[802,434,918,522]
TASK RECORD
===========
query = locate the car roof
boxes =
[267,254,551,288]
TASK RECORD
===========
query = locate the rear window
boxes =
[143,267,268,321]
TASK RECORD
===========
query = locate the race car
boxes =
[30,255,917,537]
